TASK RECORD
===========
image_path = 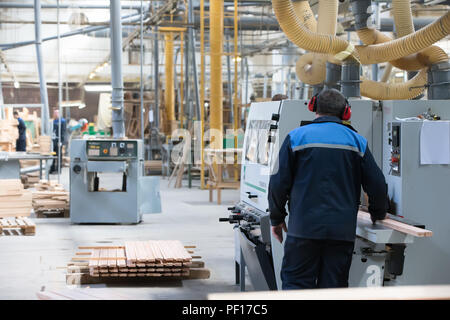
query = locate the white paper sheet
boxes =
[420,121,450,165]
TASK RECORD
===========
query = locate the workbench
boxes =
[0,152,55,180]
[204,148,242,204]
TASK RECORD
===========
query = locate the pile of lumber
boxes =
[66,241,210,285]
[38,136,52,154]
[0,217,36,236]
[32,180,69,217]
[0,179,32,217]
[0,119,18,151]
[21,171,40,189]
[34,179,65,191]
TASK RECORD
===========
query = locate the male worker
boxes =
[13,111,27,151]
[268,88,387,289]
[49,109,66,174]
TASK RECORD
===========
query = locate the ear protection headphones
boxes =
[307,93,352,121]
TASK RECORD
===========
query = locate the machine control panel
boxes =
[389,123,401,176]
[86,140,138,159]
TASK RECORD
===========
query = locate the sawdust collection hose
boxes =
[272,0,450,65]
[294,0,338,85]
[275,0,449,100]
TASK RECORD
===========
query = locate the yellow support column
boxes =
[164,33,175,133]
[233,0,239,181]
[209,0,224,150]
[180,32,184,129]
[200,0,206,189]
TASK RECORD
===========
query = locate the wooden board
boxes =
[67,241,205,284]
[357,211,433,237]
[208,285,450,300]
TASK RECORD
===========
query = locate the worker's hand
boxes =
[271,222,288,243]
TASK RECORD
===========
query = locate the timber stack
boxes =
[38,136,52,155]
[0,179,32,217]
[66,240,210,284]
[0,120,18,152]
[32,180,70,217]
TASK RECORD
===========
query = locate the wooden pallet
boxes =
[36,209,70,218]
[65,242,210,285]
[0,217,36,236]
[32,181,70,218]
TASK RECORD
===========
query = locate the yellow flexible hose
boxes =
[392,0,415,38]
[361,68,427,100]
[380,63,393,83]
[272,0,450,65]
[292,0,316,32]
[295,0,338,85]
[356,28,448,70]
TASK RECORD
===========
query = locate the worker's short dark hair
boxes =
[272,94,288,101]
[13,111,19,116]
[316,88,346,118]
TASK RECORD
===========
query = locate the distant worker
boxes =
[13,111,27,152]
[272,94,288,101]
[50,109,66,174]
[268,89,387,289]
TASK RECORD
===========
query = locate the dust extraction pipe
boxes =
[110,0,125,138]
[360,68,428,100]
[294,0,339,86]
[356,0,448,99]
[276,0,449,100]
[210,0,224,149]
[353,0,448,71]
[271,0,450,65]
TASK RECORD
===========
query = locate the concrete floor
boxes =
[0,167,253,299]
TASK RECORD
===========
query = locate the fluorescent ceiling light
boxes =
[84,84,112,92]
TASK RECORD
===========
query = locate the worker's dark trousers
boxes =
[281,236,354,290]
[50,139,61,173]
[16,139,26,152]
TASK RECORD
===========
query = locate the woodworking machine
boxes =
[221,99,450,291]
[70,138,161,224]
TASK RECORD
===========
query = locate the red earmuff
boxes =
[341,99,352,121]
[307,94,318,112]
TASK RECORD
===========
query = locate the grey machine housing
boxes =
[70,138,161,224]
[226,98,450,291]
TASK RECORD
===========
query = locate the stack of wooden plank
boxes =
[38,136,52,154]
[66,241,210,285]
[0,217,36,236]
[0,119,18,152]
[32,180,69,217]
[90,240,192,277]
[0,179,32,217]
[34,180,65,191]
[21,171,40,189]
